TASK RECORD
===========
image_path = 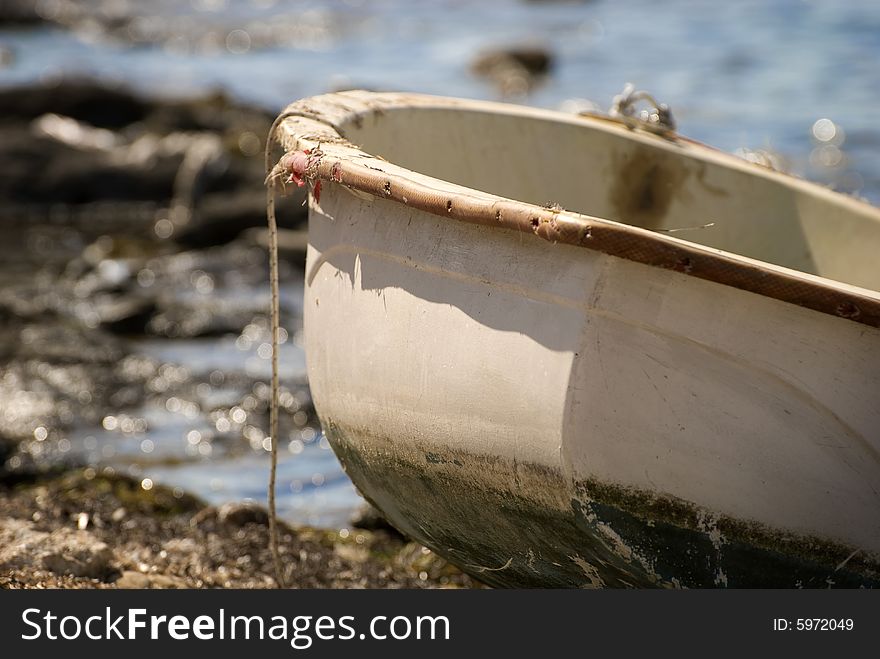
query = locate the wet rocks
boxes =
[116,570,185,589]
[41,531,115,578]
[0,0,43,25]
[115,570,151,588]
[0,0,346,53]
[0,79,151,131]
[91,296,158,335]
[217,501,270,526]
[0,314,139,451]
[471,46,555,97]
[0,79,311,472]
[0,518,115,579]
[0,433,11,467]
[0,79,306,244]
[0,470,481,589]
[350,502,406,541]
[0,78,331,575]
[69,238,300,340]
[0,126,174,216]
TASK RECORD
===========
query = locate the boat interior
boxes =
[340,105,880,293]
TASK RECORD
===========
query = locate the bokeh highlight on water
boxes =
[2,0,879,527]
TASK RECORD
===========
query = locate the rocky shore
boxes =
[0,78,481,588]
[0,78,307,462]
[0,468,479,589]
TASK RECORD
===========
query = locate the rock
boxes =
[116,570,151,588]
[116,570,157,589]
[41,536,114,579]
[0,126,182,207]
[76,511,90,530]
[0,80,152,130]
[217,502,269,527]
[162,537,200,554]
[13,321,125,364]
[189,506,219,528]
[0,78,271,136]
[335,544,370,564]
[0,432,11,468]
[0,79,279,247]
[121,239,300,339]
[0,518,115,579]
[472,46,554,76]
[174,189,307,249]
[0,1,44,26]
[117,570,185,589]
[0,316,150,448]
[350,503,406,540]
[1,1,338,54]
[471,46,555,97]
[149,573,185,589]
[0,472,480,590]
[93,296,157,335]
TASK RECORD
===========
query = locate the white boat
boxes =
[269,91,880,587]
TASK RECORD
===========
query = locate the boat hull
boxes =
[304,184,880,588]
[273,92,880,587]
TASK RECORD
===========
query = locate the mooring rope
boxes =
[262,108,349,589]
[263,111,296,589]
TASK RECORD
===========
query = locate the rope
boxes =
[262,107,348,589]
[263,111,299,589]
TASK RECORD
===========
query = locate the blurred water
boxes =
[3,0,879,199]
[2,0,879,527]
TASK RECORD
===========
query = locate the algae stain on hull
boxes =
[608,147,692,230]
[323,418,880,588]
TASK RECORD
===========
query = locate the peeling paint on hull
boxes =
[325,421,880,588]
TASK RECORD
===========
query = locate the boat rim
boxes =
[270,91,880,329]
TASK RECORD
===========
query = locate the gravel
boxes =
[0,469,482,589]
